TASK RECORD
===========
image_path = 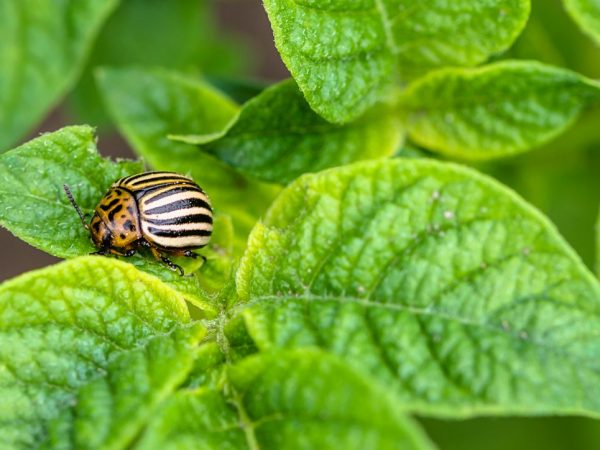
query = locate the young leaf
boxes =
[97,67,280,246]
[136,349,437,450]
[564,0,600,46]
[263,0,530,123]
[234,159,600,417]
[0,0,118,151]
[172,79,403,185]
[0,256,200,450]
[0,125,142,258]
[398,61,600,160]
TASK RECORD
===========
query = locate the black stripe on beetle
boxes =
[143,186,206,204]
[130,175,193,186]
[143,197,211,215]
[144,213,213,226]
[147,227,212,237]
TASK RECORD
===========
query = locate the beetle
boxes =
[63,171,213,275]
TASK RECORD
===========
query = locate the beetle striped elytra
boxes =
[64,171,213,275]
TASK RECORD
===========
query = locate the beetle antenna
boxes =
[63,184,89,230]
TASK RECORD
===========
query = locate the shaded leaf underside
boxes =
[173,78,403,184]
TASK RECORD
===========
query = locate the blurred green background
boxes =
[0,1,599,448]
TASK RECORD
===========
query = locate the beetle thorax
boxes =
[90,188,142,252]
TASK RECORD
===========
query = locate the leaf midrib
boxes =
[215,313,262,450]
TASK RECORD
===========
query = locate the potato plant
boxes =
[0,0,600,449]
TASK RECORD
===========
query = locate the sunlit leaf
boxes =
[399,61,600,160]
[233,159,600,416]
[263,0,530,122]
[0,257,201,449]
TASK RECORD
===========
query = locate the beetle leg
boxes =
[161,256,184,276]
[145,243,184,275]
[147,244,162,260]
[183,249,207,264]
[97,248,135,257]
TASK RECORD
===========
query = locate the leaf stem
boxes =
[216,311,261,450]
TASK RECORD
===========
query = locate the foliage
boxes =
[0,0,599,449]
[96,66,279,249]
[398,61,600,160]
[564,0,600,46]
[234,160,600,416]
[0,0,118,151]
[263,0,531,123]
[170,78,403,184]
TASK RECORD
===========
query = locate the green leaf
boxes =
[398,61,600,160]
[135,389,245,450]
[233,159,600,417]
[0,0,118,151]
[0,256,202,449]
[507,0,600,78]
[136,349,436,450]
[263,0,530,123]
[183,342,227,390]
[0,125,142,258]
[597,207,600,278]
[564,0,600,46]
[68,0,248,127]
[42,326,203,450]
[172,79,403,184]
[483,108,600,269]
[205,76,267,104]
[97,67,280,247]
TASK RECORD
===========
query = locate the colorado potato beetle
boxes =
[64,171,213,275]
